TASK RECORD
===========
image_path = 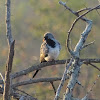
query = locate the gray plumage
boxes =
[33,32,61,78]
[40,32,61,62]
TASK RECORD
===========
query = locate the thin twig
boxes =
[87,75,100,96]
[68,5,100,34]
[96,9,100,17]
[50,82,56,94]
[89,63,100,71]
[82,40,95,49]
[76,8,91,14]
[32,70,40,78]
[14,88,33,97]
[0,73,4,82]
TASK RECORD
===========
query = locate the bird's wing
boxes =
[58,42,61,51]
[40,41,49,62]
[55,39,61,51]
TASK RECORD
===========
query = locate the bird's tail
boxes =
[32,70,39,78]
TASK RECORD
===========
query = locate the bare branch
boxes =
[82,40,95,49]
[82,58,100,63]
[3,0,15,99]
[74,20,92,57]
[3,40,15,100]
[12,77,62,88]
[58,1,98,100]
[63,16,92,100]
[68,5,99,34]
[76,8,91,14]
[11,59,100,79]
[5,0,13,46]
[59,2,100,54]
[14,88,33,97]
[11,60,68,79]
[89,63,100,71]
[0,73,4,83]
[19,96,37,100]
[82,75,100,99]
[59,1,100,57]
[11,91,37,100]
[54,58,73,100]
[50,82,56,94]
[63,59,82,100]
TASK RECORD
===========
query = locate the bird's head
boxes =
[43,32,55,41]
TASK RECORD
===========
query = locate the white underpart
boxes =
[45,44,60,61]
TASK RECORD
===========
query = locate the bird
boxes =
[32,32,61,78]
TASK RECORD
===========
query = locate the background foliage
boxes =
[0,0,100,100]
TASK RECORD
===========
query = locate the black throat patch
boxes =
[46,39,55,48]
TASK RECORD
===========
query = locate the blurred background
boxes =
[0,0,100,100]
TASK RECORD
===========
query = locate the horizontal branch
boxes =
[11,91,37,100]
[12,77,62,88]
[11,59,100,79]
[11,60,67,79]
[19,96,37,100]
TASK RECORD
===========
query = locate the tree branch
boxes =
[11,60,68,79]
[0,73,4,83]
[11,77,62,88]
[54,58,73,100]
[76,8,91,14]
[19,96,37,100]
[82,40,95,49]
[5,0,13,46]
[3,0,15,99]
[11,59,100,79]
[59,2,100,57]
[3,40,15,100]
[82,75,100,100]
[89,63,100,71]
[14,88,33,97]
[50,82,56,94]
[57,1,96,100]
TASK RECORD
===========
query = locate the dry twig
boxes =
[12,77,62,88]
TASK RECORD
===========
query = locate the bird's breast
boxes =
[45,46,60,61]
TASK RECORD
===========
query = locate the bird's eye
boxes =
[44,36,48,40]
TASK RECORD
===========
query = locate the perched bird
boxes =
[32,32,61,78]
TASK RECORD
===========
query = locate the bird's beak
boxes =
[43,38,45,42]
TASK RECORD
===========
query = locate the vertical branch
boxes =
[54,59,73,100]
[3,0,14,100]
[3,41,15,100]
[6,0,13,46]
[64,18,92,100]
[56,1,93,100]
